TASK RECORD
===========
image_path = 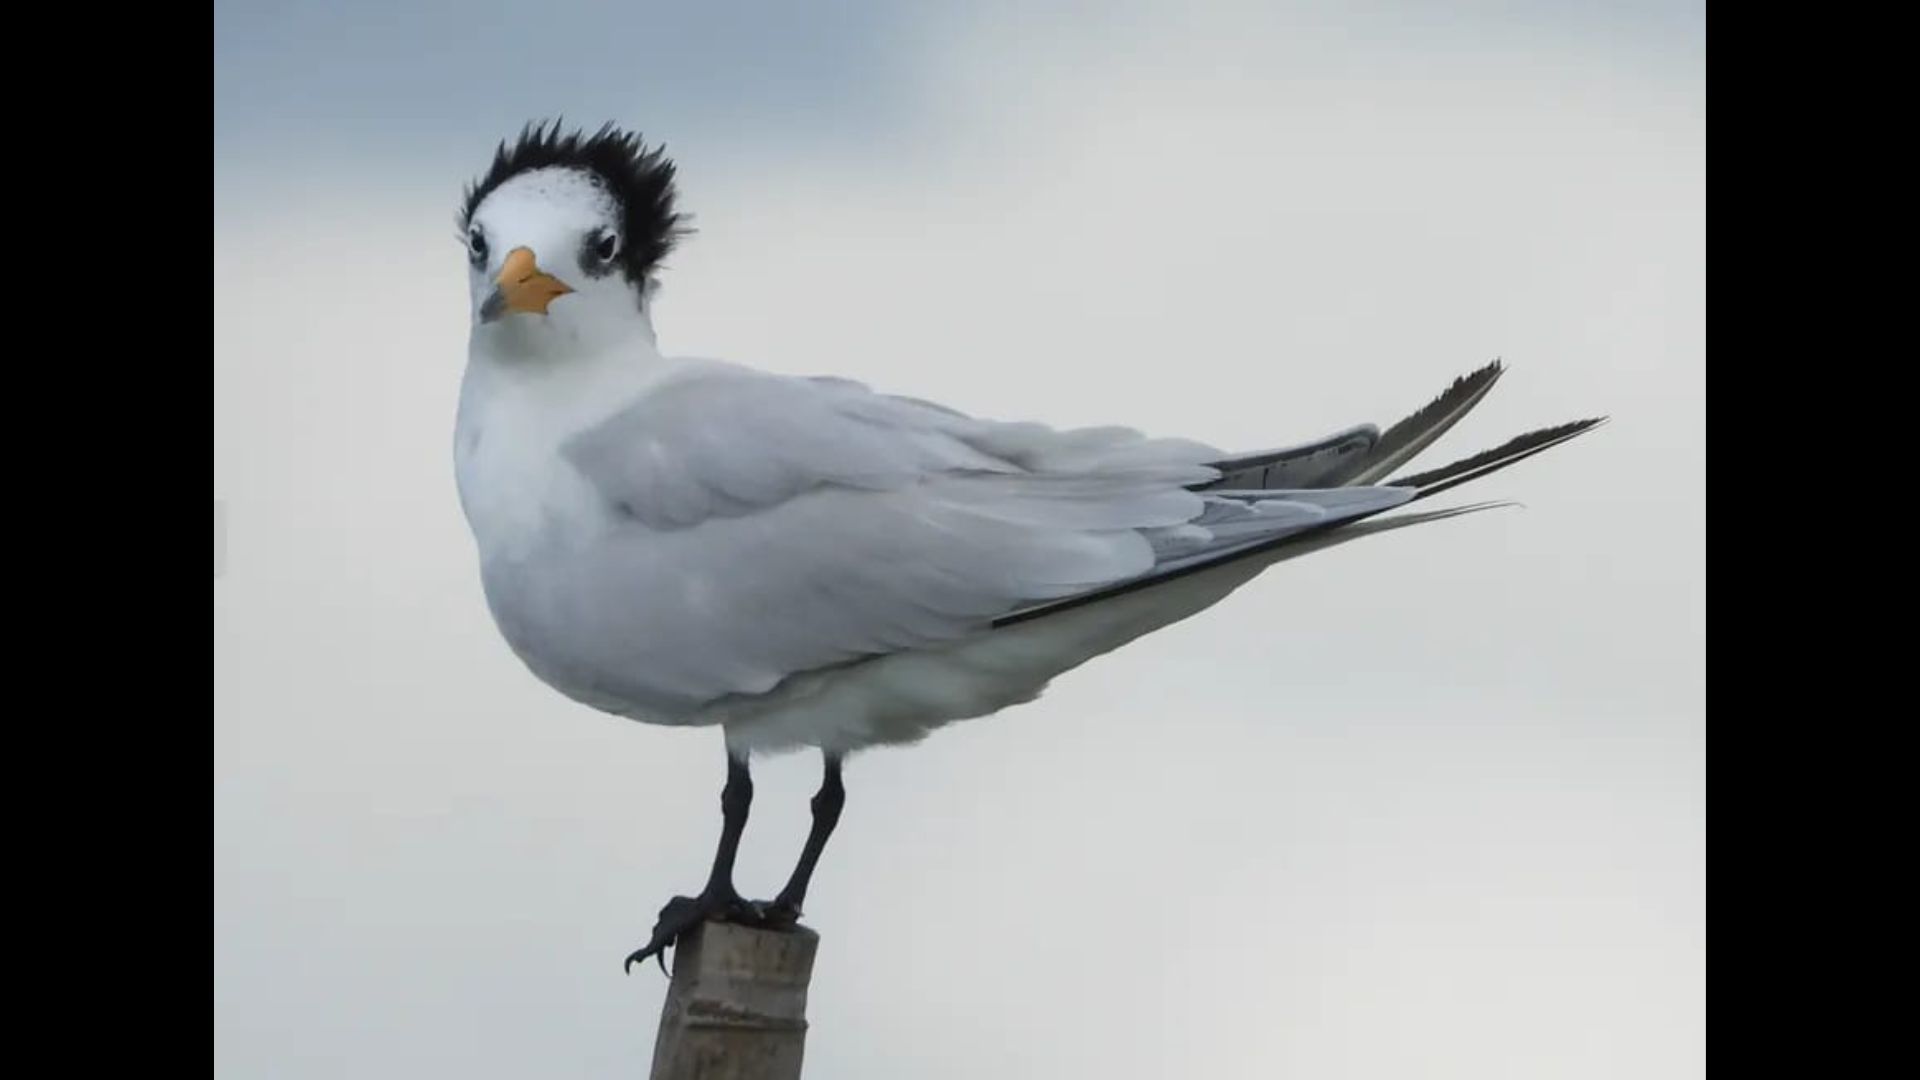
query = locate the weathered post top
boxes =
[649,922,822,1080]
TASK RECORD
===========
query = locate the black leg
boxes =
[706,754,754,893]
[624,752,767,975]
[766,753,846,926]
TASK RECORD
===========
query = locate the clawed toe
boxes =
[623,890,771,975]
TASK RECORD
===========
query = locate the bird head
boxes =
[458,121,690,357]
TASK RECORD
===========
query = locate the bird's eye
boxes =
[468,228,489,266]
[592,231,620,263]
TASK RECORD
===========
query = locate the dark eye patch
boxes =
[580,229,621,276]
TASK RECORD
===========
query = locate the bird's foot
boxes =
[624,887,770,976]
[757,897,804,931]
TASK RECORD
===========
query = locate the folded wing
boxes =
[556,362,1414,704]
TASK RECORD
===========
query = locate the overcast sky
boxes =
[215,2,1704,1077]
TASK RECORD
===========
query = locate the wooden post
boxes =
[649,922,821,1080]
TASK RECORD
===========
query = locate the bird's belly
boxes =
[476,537,720,726]
[476,511,844,728]
[712,546,1281,755]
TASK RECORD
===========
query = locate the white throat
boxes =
[453,326,686,562]
[473,297,659,362]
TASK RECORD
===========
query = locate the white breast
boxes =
[454,396,604,565]
[453,340,732,723]
[453,341,693,561]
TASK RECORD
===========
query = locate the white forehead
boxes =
[471,167,617,237]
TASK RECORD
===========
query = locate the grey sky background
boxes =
[215,2,1704,1077]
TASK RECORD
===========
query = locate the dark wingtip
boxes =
[1388,415,1606,499]
[1327,357,1510,485]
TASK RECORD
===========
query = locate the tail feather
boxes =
[992,384,1604,628]
[991,499,1522,628]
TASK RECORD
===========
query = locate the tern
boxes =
[450,121,1603,973]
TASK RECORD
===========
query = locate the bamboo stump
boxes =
[649,922,821,1080]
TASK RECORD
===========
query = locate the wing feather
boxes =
[549,363,1402,706]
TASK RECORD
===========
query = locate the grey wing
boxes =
[555,363,1412,704]
[1199,425,1381,489]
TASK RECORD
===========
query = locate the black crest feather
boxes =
[459,120,690,285]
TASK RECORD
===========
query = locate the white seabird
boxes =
[450,121,1603,972]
